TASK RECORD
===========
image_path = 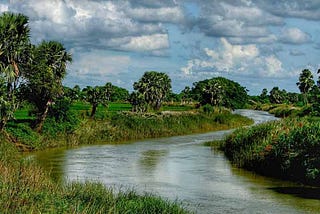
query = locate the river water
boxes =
[34,110,320,213]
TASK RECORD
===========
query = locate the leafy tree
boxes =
[132,71,171,111]
[110,84,129,102]
[129,91,147,112]
[64,85,82,102]
[191,77,248,109]
[269,87,286,104]
[23,41,72,132]
[0,12,31,130]
[180,86,192,104]
[297,69,315,105]
[203,79,223,106]
[83,83,113,118]
[259,88,269,103]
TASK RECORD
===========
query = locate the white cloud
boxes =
[119,34,169,52]
[181,38,292,78]
[0,3,8,13]
[280,27,311,44]
[127,6,184,23]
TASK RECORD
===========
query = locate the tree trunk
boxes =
[34,100,51,133]
[0,117,7,131]
[90,103,98,118]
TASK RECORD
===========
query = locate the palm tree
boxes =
[203,80,223,106]
[296,69,315,105]
[83,83,113,118]
[23,41,72,132]
[0,12,30,130]
[133,71,171,111]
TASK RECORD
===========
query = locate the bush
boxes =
[223,118,320,186]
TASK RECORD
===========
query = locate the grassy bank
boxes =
[1,104,253,213]
[221,117,320,186]
[7,106,253,149]
[0,138,189,213]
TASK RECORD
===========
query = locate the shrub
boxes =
[223,118,320,186]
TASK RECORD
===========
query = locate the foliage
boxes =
[223,118,320,186]
[132,71,172,111]
[82,83,113,118]
[22,41,72,132]
[297,69,315,105]
[110,84,129,102]
[71,110,253,145]
[0,138,189,213]
[0,12,31,130]
[191,77,248,109]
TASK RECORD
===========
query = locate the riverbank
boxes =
[0,139,188,213]
[220,117,320,186]
[7,109,253,150]
[1,108,253,213]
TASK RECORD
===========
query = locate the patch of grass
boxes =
[222,117,320,186]
[0,137,190,214]
[69,110,253,145]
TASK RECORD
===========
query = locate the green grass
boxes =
[66,110,253,146]
[0,138,189,214]
[221,117,320,186]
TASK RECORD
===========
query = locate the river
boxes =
[33,110,320,213]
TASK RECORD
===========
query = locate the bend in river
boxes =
[34,110,320,214]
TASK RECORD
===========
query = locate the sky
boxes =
[1,0,320,95]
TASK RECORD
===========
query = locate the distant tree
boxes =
[0,12,31,130]
[286,92,300,104]
[269,87,286,104]
[23,41,72,132]
[129,91,147,112]
[83,83,113,118]
[132,71,171,111]
[110,84,129,102]
[180,86,192,104]
[259,88,269,103]
[192,77,248,109]
[64,85,82,102]
[297,69,315,105]
[203,79,223,106]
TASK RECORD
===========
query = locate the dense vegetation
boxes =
[218,68,320,186]
[0,12,254,213]
[2,10,320,212]
[222,117,320,186]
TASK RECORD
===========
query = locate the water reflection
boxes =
[33,110,320,214]
[139,149,169,172]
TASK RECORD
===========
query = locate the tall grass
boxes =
[68,110,253,146]
[0,138,189,213]
[222,117,320,186]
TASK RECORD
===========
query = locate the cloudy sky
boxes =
[1,0,320,94]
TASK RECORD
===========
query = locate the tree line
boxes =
[1,12,319,134]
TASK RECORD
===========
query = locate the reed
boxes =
[0,139,190,213]
[222,117,320,186]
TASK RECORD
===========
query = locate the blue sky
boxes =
[1,0,320,94]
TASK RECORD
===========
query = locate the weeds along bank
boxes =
[222,117,320,186]
[0,109,252,213]
[0,140,188,213]
[6,109,253,150]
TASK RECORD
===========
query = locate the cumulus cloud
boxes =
[127,6,184,23]
[6,0,181,53]
[118,34,169,52]
[257,0,320,20]
[181,38,295,78]
[279,28,311,44]
[66,49,131,87]
[194,1,283,40]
